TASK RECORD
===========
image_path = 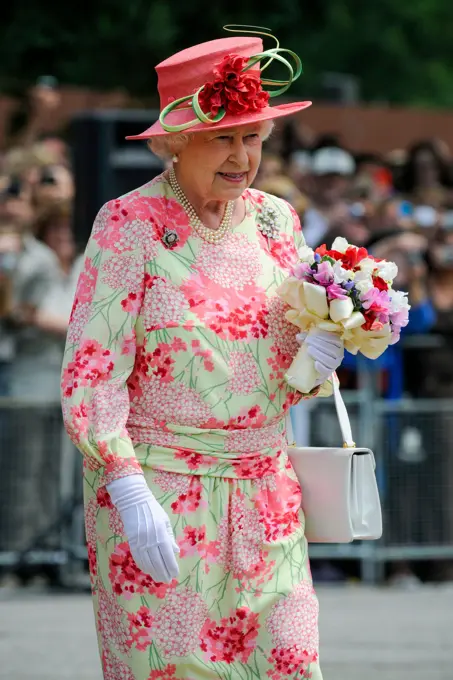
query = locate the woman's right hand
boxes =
[106,474,179,583]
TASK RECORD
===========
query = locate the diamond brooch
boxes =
[161,228,179,248]
[257,204,280,239]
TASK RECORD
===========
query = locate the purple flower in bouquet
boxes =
[313,261,334,286]
[389,307,410,344]
[326,283,349,300]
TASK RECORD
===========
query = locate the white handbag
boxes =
[287,380,383,543]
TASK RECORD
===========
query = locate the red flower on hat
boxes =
[198,54,270,118]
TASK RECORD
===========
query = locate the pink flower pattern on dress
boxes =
[142,276,189,331]
[181,271,268,342]
[90,381,130,436]
[147,196,192,250]
[97,584,131,654]
[266,580,320,658]
[253,471,302,542]
[227,351,261,395]
[84,497,98,548]
[216,489,266,579]
[200,607,260,664]
[102,648,135,680]
[224,424,283,454]
[152,587,209,658]
[153,470,192,495]
[109,542,176,600]
[170,477,207,514]
[266,296,300,357]
[130,377,212,427]
[267,233,299,273]
[62,180,327,679]
[101,253,143,291]
[108,506,125,536]
[196,232,262,290]
[75,257,98,304]
[67,301,92,346]
[127,605,154,651]
[177,525,207,558]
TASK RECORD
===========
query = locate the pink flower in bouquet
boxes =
[326,283,348,301]
[360,288,392,329]
[390,308,409,329]
[360,288,391,315]
[312,261,334,286]
[293,262,313,280]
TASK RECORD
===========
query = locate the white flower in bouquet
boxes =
[376,260,398,282]
[358,257,377,275]
[298,244,315,265]
[333,260,354,284]
[389,289,410,314]
[331,236,349,253]
[354,272,374,296]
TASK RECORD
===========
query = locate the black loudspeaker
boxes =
[70,109,164,247]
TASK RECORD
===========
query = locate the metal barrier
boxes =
[0,398,85,586]
[1,358,453,586]
[291,340,453,584]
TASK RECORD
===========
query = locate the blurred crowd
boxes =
[0,82,79,403]
[258,120,453,405]
[258,120,453,585]
[1,83,453,585]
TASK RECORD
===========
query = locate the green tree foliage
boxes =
[1,0,453,106]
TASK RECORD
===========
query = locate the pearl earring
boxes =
[172,155,179,163]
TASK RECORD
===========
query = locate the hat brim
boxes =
[125,101,312,139]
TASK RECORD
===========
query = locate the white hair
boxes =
[148,119,275,160]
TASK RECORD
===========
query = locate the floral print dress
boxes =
[61,173,332,680]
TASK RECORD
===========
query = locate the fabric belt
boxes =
[127,420,288,479]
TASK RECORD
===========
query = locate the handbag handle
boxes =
[286,375,355,448]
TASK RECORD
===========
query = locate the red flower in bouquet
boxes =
[198,54,270,117]
[372,275,389,292]
[315,244,369,271]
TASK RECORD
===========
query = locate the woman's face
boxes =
[33,164,74,208]
[177,124,264,202]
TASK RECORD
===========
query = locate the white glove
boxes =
[297,328,344,386]
[106,474,179,584]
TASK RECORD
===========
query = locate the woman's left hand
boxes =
[297,328,344,385]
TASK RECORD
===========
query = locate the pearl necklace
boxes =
[168,168,234,244]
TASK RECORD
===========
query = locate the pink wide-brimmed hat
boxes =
[126,27,312,140]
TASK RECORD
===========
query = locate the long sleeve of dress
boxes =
[61,200,145,486]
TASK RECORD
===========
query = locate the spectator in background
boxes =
[397,140,453,209]
[10,199,79,401]
[339,228,435,398]
[303,146,356,247]
[0,215,22,395]
[31,161,74,212]
[0,200,79,572]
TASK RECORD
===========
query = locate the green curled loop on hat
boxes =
[159,25,303,133]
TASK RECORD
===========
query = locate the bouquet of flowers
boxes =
[277,237,410,394]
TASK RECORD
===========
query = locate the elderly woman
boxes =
[62,29,344,680]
